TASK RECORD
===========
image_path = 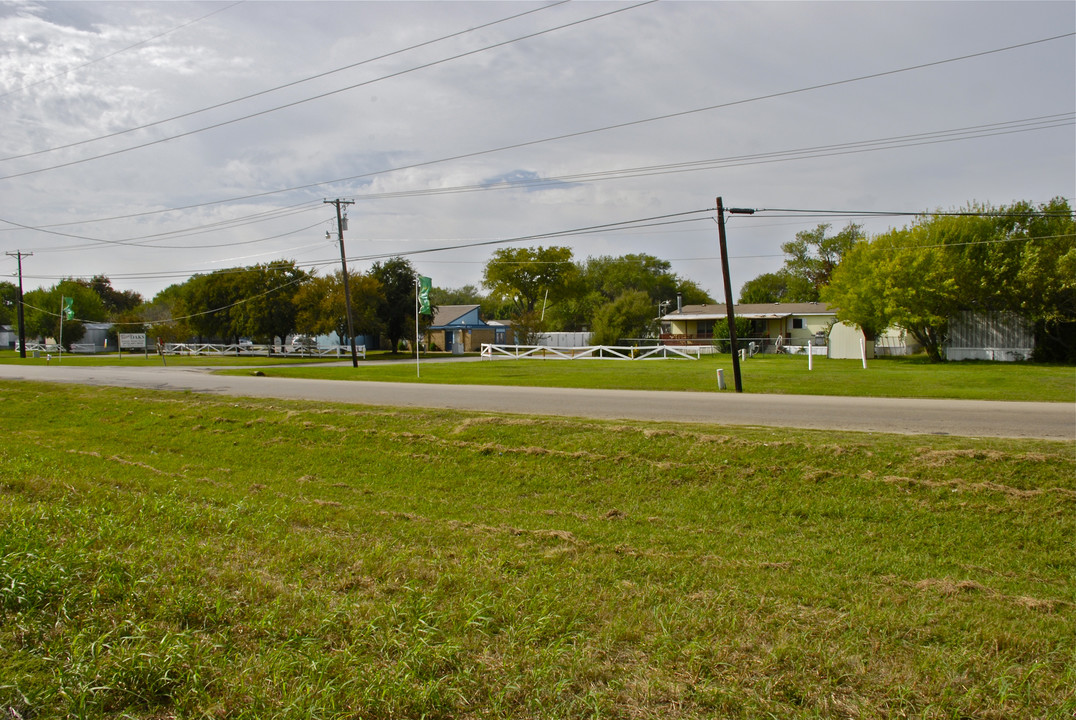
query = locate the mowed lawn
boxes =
[229,353,1076,403]
[1,380,1073,719]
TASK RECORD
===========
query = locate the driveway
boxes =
[0,363,1071,440]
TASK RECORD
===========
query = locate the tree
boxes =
[738,271,810,304]
[823,198,1075,362]
[294,271,383,344]
[675,279,713,306]
[0,281,17,326]
[85,276,143,316]
[21,279,107,349]
[821,242,892,342]
[370,257,418,352]
[144,283,194,344]
[430,284,484,307]
[780,223,863,301]
[583,254,677,303]
[590,290,656,345]
[544,253,713,332]
[232,261,308,349]
[482,246,576,315]
[183,270,245,342]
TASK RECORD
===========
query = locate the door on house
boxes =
[444,330,453,350]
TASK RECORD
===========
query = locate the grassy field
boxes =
[0,351,347,368]
[223,353,1076,403]
[1,380,1073,718]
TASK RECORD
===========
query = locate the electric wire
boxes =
[0,0,570,161]
[5,110,1068,240]
[112,30,1068,211]
[16,209,716,284]
[0,1,656,180]
[0,1,245,99]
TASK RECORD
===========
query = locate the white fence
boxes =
[17,341,364,358]
[481,344,700,360]
[163,343,364,358]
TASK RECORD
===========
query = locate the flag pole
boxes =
[415,277,421,378]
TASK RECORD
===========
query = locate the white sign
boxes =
[118,333,147,348]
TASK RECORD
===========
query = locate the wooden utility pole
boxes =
[715,198,754,393]
[5,250,31,359]
[324,199,358,368]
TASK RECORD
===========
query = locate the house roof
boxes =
[661,302,835,321]
[430,305,478,326]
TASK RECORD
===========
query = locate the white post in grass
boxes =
[860,337,867,369]
[808,341,813,371]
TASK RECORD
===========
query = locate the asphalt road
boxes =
[1,363,1072,440]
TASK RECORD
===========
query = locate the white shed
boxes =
[827,322,874,360]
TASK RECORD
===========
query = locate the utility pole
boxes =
[5,250,31,359]
[324,199,358,368]
[715,198,754,393]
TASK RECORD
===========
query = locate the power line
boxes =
[0,1,569,160]
[327,113,1074,202]
[0,2,244,99]
[17,208,716,284]
[2,28,1067,198]
[0,1,656,180]
[7,109,1068,242]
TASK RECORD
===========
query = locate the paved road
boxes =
[0,364,1072,440]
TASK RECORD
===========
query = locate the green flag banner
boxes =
[62,296,74,320]
[418,276,432,315]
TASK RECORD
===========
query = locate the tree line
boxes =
[4,249,711,351]
[737,197,1074,362]
[6,197,1071,360]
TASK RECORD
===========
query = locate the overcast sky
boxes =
[1,0,1073,303]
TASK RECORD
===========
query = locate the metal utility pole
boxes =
[5,250,31,359]
[715,198,754,393]
[324,199,359,368]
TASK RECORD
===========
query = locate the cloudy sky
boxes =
[1,0,1073,303]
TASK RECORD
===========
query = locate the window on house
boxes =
[792,318,804,329]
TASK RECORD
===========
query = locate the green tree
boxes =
[546,253,713,332]
[0,281,17,326]
[821,242,891,342]
[84,276,143,316]
[711,316,754,354]
[183,270,245,342]
[370,257,418,353]
[780,223,863,301]
[737,271,812,304]
[430,284,485,307]
[232,261,308,349]
[590,290,656,345]
[144,283,194,344]
[482,246,576,315]
[21,280,107,349]
[675,279,713,306]
[294,271,383,344]
[823,198,1074,362]
[584,254,677,303]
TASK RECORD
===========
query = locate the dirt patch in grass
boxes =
[879,474,1075,499]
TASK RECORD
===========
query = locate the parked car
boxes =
[290,335,317,351]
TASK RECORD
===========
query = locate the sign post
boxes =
[119,333,148,359]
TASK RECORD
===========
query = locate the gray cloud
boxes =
[1,0,1073,300]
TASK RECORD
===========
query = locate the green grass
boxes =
[1,380,1073,718]
[0,350,349,367]
[224,353,1076,402]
